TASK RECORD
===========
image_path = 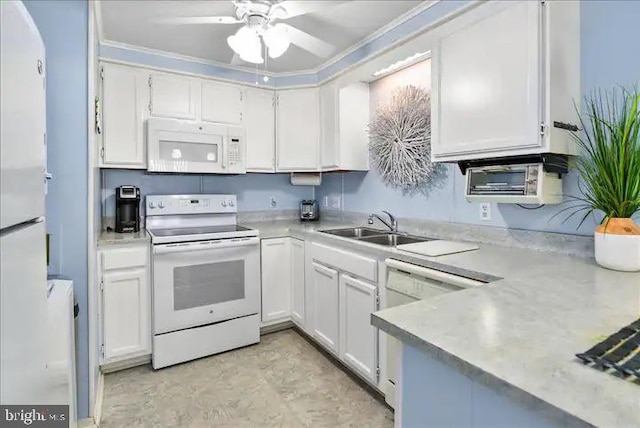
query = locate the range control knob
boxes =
[149,201,156,209]
[228,200,235,207]
[221,200,228,207]
[158,201,165,209]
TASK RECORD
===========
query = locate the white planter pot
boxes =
[594,231,640,272]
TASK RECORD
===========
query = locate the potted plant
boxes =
[563,87,640,271]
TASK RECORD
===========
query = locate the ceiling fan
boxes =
[153,0,338,65]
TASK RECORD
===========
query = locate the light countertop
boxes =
[245,219,640,427]
[98,229,150,246]
[97,217,640,426]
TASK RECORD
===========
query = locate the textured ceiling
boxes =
[99,0,425,73]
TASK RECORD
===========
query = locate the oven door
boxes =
[152,237,260,335]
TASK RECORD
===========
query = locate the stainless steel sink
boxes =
[319,227,433,247]
[320,227,389,238]
[358,234,432,246]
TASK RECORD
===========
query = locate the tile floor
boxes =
[100,329,394,427]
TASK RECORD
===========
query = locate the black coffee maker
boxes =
[115,186,140,233]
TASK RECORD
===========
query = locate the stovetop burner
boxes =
[576,318,640,380]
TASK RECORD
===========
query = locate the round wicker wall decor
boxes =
[369,85,440,193]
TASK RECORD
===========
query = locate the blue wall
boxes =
[319,1,640,237]
[22,0,90,419]
[102,170,312,216]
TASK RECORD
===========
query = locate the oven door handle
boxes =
[153,237,259,254]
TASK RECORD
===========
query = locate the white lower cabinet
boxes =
[291,238,305,327]
[99,244,151,365]
[261,238,291,324]
[311,262,340,354]
[339,274,378,383]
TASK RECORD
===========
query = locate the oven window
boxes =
[173,260,245,310]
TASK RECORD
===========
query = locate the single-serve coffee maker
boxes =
[115,186,140,233]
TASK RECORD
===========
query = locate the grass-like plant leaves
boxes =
[555,87,640,229]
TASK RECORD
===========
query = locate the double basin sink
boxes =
[319,227,433,247]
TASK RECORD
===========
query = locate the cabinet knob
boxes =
[149,201,156,209]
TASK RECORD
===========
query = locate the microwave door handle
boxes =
[221,136,227,169]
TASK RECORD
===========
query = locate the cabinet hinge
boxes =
[375,291,380,308]
[100,344,105,358]
[95,96,102,135]
[100,147,104,159]
[240,92,243,102]
[100,66,104,80]
[540,123,547,136]
[148,76,152,87]
[100,277,104,289]
[376,366,381,382]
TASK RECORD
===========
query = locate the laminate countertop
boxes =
[244,219,640,428]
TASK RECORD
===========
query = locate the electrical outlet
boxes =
[479,203,491,221]
[269,196,277,208]
[330,194,341,210]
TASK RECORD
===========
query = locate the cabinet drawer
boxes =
[101,246,148,271]
[311,242,377,282]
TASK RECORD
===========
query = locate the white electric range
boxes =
[146,194,260,369]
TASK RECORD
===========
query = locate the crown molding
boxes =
[97,56,277,89]
[313,0,439,74]
[96,0,440,78]
[99,39,281,77]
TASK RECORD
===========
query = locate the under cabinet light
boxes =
[371,51,431,79]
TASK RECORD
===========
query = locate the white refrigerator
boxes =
[0,0,50,405]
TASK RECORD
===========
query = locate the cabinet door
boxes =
[311,262,340,354]
[102,268,150,361]
[201,81,243,124]
[432,1,541,159]
[245,87,276,172]
[338,83,370,170]
[291,238,305,327]
[320,84,338,170]
[261,238,291,323]
[100,63,148,168]
[340,274,378,383]
[150,73,198,120]
[276,88,320,171]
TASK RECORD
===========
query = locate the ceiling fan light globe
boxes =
[227,26,264,64]
[263,25,290,59]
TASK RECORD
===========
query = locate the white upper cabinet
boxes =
[276,87,320,172]
[100,63,148,169]
[320,84,338,169]
[201,81,244,124]
[261,238,291,324]
[149,73,199,120]
[432,0,579,162]
[320,82,370,171]
[245,87,276,172]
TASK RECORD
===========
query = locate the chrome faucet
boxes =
[368,211,398,232]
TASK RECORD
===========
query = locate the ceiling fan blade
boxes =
[151,16,242,25]
[280,24,335,58]
[271,1,339,20]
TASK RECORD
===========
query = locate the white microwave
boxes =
[147,118,246,174]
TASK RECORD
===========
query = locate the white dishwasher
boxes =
[384,259,485,409]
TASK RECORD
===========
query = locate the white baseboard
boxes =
[93,372,104,426]
[78,418,96,428]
